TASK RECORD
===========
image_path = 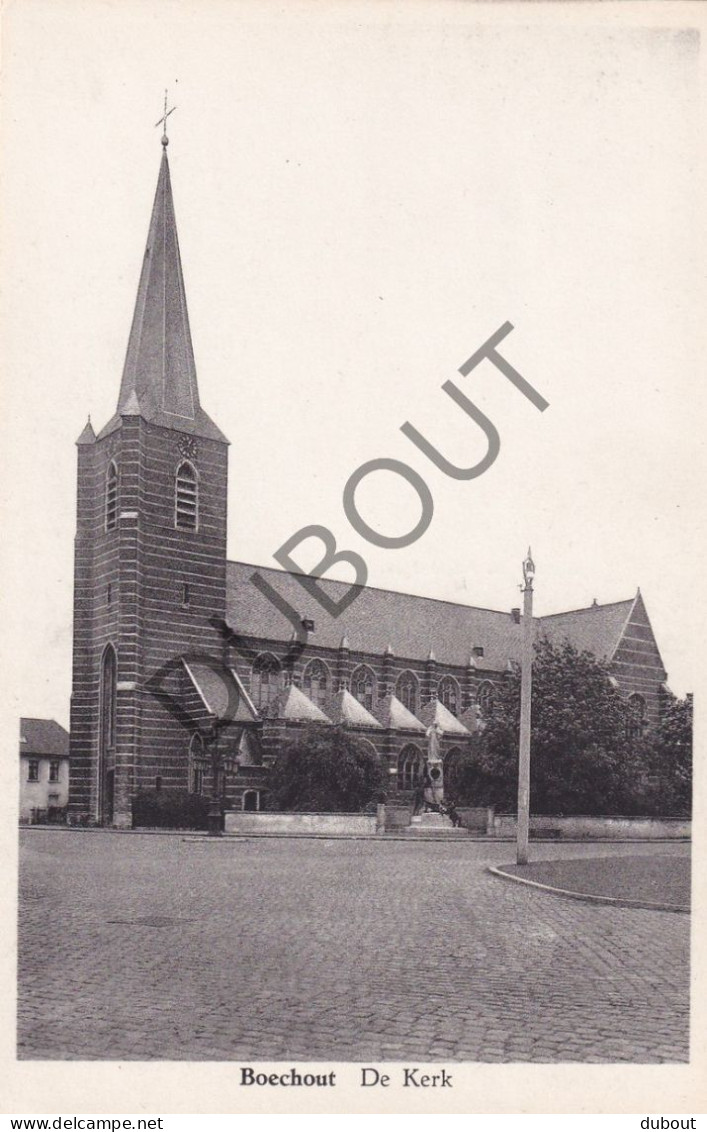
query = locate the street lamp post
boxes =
[517,548,535,866]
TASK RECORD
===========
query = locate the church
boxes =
[68,137,670,827]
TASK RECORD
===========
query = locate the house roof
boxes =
[226,562,639,671]
[19,718,69,758]
[98,148,226,443]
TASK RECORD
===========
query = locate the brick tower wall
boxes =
[69,414,229,825]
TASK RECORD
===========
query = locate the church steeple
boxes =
[70,125,230,827]
[98,146,226,442]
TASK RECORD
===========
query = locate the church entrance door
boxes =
[98,645,117,825]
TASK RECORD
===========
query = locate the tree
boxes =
[465,638,645,814]
[634,692,692,816]
[267,726,384,812]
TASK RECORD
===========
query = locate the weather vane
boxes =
[155,89,177,147]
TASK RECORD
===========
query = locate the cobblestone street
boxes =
[17,831,690,1062]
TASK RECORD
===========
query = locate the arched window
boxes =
[397,744,422,791]
[243,790,260,812]
[105,462,118,531]
[627,693,647,740]
[353,736,380,762]
[100,645,117,752]
[175,461,198,530]
[302,659,330,708]
[443,746,464,797]
[438,675,460,716]
[396,670,419,715]
[189,732,206,795]
[251,654,282,709]
[351,664,376,711]
[477,680,495,718]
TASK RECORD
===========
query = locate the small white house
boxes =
[19,718,70,823]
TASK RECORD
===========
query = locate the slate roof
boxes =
[235,728,262,766]
[19,718,69,758]
[98,149,226,443]
[418,699,470,735]
[271,683,332,723]
[325,688,382,728]
[538,598,636,661]
[226,562,640,671]
[372,694,426,732]
[227,562,524,670]
[184,661,259,722]
[76,418,96,446]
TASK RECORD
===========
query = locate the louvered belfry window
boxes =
[175,461,198,530]
[105,463,118,530]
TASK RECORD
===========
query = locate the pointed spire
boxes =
[340,634,350,650]
[98,146,226,442]
[427,646,436,662]
[76,416,96,445]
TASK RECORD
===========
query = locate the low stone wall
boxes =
[458,806,495,833]
[490,813,691,840]
[224,811,378,836]
[385,805,413,832]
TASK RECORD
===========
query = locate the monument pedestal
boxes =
[409,811,458,833]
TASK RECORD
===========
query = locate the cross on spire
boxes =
[155,89,176,147]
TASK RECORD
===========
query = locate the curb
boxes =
[19,825,691,846]
[488,864,690,914]
[182,833,471,843]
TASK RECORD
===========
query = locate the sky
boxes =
[2,0,705,731]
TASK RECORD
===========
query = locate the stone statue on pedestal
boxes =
[408,721,462,833]
[423,721,445,810]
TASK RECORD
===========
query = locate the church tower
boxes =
[69,133,229,826]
